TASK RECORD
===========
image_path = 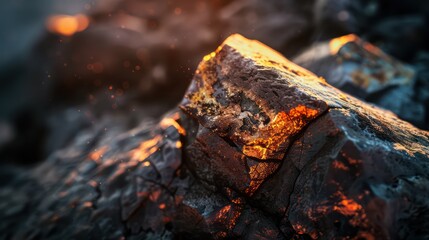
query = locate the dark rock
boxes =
[313,0,429,61]
[180,34,429,239]
[2,34,429,239]
[0,111,187,239]
[3,0,429,167]
[294,34,426,128]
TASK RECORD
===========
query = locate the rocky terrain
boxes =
[1,1,429,239]
[2,34,429,239]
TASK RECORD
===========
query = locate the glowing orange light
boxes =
[216,205,232,220]
[130,135,162,161]
[332,160,349,171]
[159,113,186,135]
[203,52,216,62]
[340,199,361,212]
[242,105,319,160]
[46,14,89,36]
[213,204,242,232]
[89,146,108,162]
[333,196,362,216]
[329,34,358,54]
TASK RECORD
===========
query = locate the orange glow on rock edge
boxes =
[329,34,358,54]
[242,105,319,160]
[130,135,162,161]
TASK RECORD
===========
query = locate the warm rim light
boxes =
[46,14,90,36]
[329,34,358,54]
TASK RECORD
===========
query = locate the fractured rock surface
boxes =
[2,34,429,239]
[181,34,429,239]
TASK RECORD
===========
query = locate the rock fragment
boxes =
[294,34,425,127]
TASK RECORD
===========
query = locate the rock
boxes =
[4,0,429,168]
[0,111,187,239]
[294,34,426,128]
[2,34,429,239]
[180,34,429,239]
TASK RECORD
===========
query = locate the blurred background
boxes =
[0,0,429,167]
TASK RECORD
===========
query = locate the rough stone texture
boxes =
[180,35,429,239]
[294,34,426,128]
[4,0,429,166]
[2,34,429,239]
[0,111,188,239]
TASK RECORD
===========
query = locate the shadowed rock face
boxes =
[2,34,429,239]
